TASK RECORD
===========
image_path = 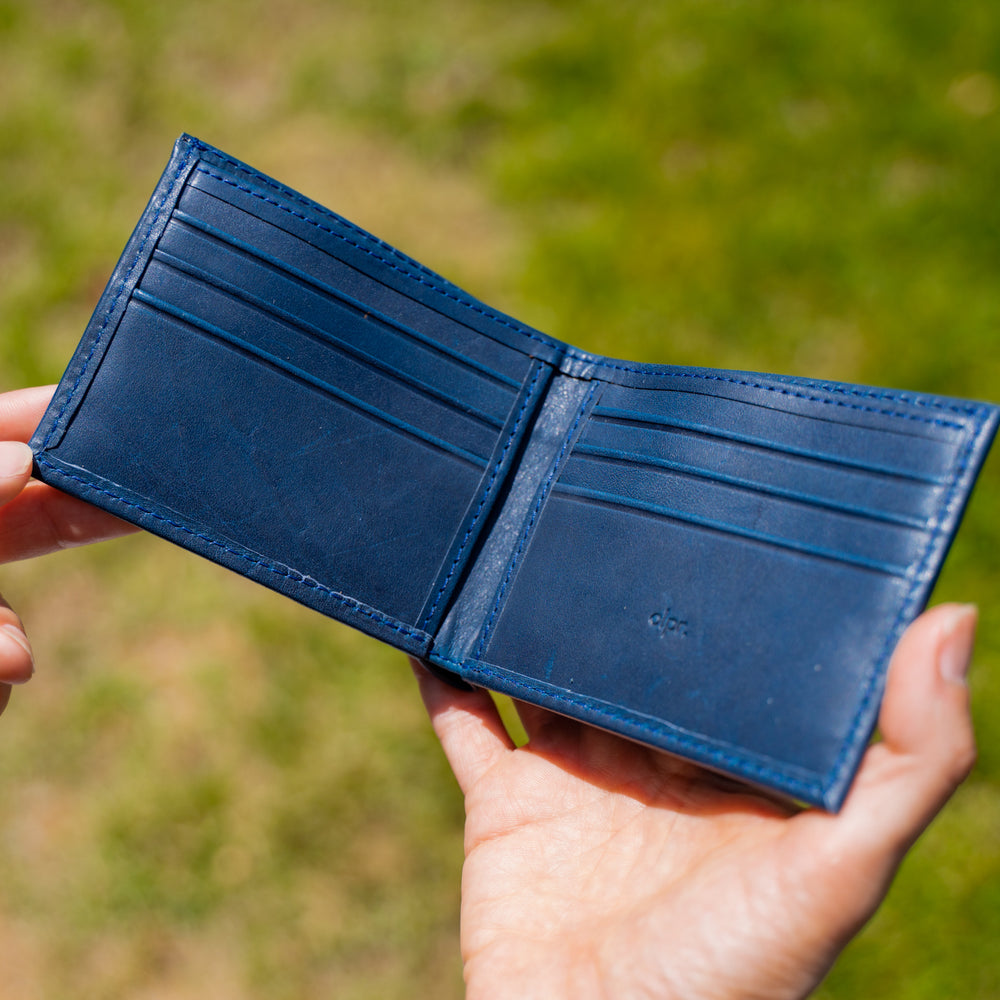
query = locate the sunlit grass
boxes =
[1,1,998,996]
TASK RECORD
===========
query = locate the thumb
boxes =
[410,658,513,795]
[815,604,977,869]
[0,441,34,505]
[781,604,977,958]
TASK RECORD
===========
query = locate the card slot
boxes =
[186,165,563,367]
[589,406,947,484]
[478,493,909,779]
[594,386,955,484]
[146,251,508,439]
[578,417,941,524]
[176,185,533,385]
[162,216,522,415]
[552,481,909,577]
[571,442,929,530]
[45,301,488,627]
[131,292,490,469]
[138,266,499,462]
[554,456,915,577]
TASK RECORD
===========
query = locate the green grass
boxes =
[1,1,999,996]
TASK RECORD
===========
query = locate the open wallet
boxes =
[30,135,998,809]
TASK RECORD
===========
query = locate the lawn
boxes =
[1,1,998,996]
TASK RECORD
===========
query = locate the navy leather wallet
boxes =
[30,135,998,809]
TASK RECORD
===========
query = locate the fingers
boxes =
[0,384,140,716]
[0,386,138,562]
[410,658,513,795]
[0,385,57,442]
[513,700,581,750]
[0,421,42,714]
[0,480,139,562]
[0,598,34,718]
[0,604,33,686]
[821,604,977,861]
[0,440,35,505]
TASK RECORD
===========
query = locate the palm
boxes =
[412,604,976,999]
[460,725,844,999]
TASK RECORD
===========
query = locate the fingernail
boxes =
[0,441,33,480]
[0,624,34,682]
[939,604,978,684]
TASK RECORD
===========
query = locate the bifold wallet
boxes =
[30,134,998,809]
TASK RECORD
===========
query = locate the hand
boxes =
[0,386,137,716]
[413,603,977,1000]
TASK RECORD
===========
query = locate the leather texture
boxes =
[30,135,999,809]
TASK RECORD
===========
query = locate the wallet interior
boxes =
[31,135,998,809]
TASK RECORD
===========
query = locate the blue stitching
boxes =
[186,141,981,421]
[189,140,444,279]
[474,382,600,661]
[820,424,979,794]
[36,458,428,645]
[190,160,975,430]
[803,380,980,417]
[41,146,197,450]
[450,411,985,803]
[432,650,821,797]
[420,363,546,629]
[191,164,555,345]
[593,368,967,430]
[588,367,979,422]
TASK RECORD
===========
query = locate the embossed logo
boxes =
[648,601,689,639]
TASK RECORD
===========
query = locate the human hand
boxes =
[0,386,138,715]
[413,603,977,1000]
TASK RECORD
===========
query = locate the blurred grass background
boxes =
[1,0,998,996]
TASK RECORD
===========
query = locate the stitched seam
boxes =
[188,139,443,276]
[800,380,980,417]
[36,458,427,644]
[433,650,821,796]
[821,422,981,793]
[450,409,989,802]
[474,382,600,661]
[41,147,197,450]
[191,163,555,347]
[191,156,972,429]
[591,369,968,429]
[420,363,546,629]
